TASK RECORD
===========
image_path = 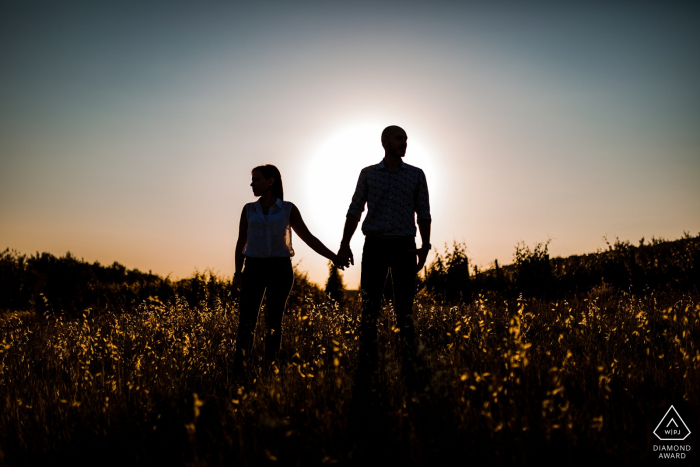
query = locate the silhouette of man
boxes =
[337,125,432,402]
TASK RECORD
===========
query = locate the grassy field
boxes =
[1,284,698,466]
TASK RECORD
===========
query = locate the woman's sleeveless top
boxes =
[242,199,295,258]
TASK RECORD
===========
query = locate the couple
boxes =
[232,125,432,397]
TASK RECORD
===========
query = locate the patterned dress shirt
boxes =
[347,160,431,237]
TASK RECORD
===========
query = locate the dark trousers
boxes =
[355,236,425,398]
[233,256,294,375]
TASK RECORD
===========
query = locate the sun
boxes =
[299,122,442,285]
[303,123,384,235]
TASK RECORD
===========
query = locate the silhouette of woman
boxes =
[233,164,340,377]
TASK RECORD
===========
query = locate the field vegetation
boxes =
[0,234,699,465]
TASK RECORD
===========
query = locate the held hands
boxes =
[336,243,354,270]
[335,243,425,271]
[330,254,345,270]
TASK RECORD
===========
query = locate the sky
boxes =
[1,0,699,289]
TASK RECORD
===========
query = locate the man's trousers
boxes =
[355,235,426,398]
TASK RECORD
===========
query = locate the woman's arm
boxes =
[289,204,340,267]
[234,206,248,289]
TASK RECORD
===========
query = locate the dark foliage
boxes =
[513,240,552,297]
[324,261,346,306]
[423,233,700,302]
[2,232,698,315]
[423,241,471,301]
[0,249,322,316]
[0,250,172,316]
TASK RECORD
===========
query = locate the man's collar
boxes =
[378,159,405,171]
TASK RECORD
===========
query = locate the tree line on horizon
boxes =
[424,232,700,302]
[1,232,698,317]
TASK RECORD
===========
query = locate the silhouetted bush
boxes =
[513,240,552,298]
[324,261,347,306]
[0,249,323,316]
[2,233,698,314]
[422,233,700,303]
[424,242,471,301]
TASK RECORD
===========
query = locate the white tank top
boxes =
[242,199,295,258]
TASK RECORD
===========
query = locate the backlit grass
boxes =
[1,286,698,465]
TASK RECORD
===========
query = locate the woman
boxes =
[233,164,339,377]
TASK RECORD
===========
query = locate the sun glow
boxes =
[298,122,443,288]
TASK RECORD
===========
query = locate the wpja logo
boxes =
[653,405,691,460]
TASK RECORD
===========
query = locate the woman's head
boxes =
[251,164,284,200]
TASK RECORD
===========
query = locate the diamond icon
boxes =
[653,406,691,441]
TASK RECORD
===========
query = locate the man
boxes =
[337,125,432,401]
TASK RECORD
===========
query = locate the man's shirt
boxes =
[347,160,431,237]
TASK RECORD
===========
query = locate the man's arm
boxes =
[414,169,432,272]
[415,219,431,272]
[337,215,359,268]
[338,169,367,268]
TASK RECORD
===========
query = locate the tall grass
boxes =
[1,285,698,465]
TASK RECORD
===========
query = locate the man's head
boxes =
[381,125,407,159]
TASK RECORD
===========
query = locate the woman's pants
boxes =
[233,256,294,375]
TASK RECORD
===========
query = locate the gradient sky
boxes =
[2,0,699,289]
